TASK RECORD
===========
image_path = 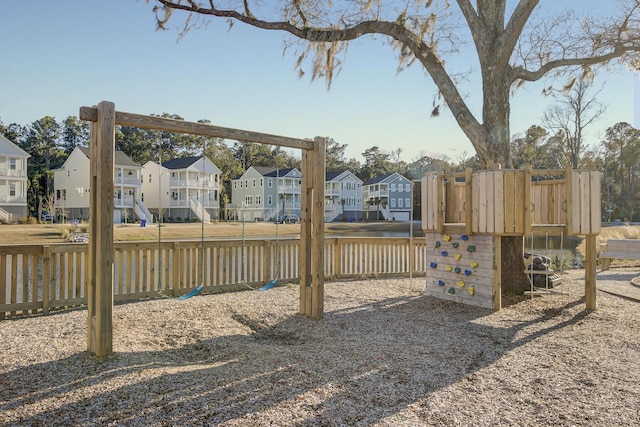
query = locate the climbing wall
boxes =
[425,233,497,309]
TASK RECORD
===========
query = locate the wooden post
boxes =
[42,246,50,315]
[585,234,597,310]
[524,165,532,237]
[172,242,180,296]
[464,168,473,235]
[311,137,326,319]
[299,148,313,315]
[87,101,115,357]
[493,236,502,310]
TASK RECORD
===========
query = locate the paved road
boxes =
[595,268,640,302]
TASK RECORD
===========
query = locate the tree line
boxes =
[1,113,638,221]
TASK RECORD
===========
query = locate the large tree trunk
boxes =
[501,236,530,295]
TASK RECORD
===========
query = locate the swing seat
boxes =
[177,284,204,300]
[258,279,278,291]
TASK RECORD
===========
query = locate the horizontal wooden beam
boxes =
[80,106,315,151]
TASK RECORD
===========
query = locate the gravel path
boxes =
[1,270,639,426]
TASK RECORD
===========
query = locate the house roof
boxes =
[252,167,298,178]
[0,134,30,158]
[77,147,140,168]
[326,170,346,181]
[363,173,395,186]
[161,156,200,170]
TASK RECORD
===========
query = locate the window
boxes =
[253,179,256,188]
[268,178,272,187]
[406,198,411,207]
[9,184,15,197]
[149,174,152,183]
[56,189,61,200]
[398,198,403,208]
[406,183,411,192]
[68,170,71,177]
[256,195,262,205]
[9,159,16,170]
[141,193,144,202]
[260,178,263,187]
[391,198,396,208]
[245,180,250,188]
[391,184,396,192]
[267,195,273,205]
[245,195,253,206]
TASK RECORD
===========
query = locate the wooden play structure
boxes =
[422,166,600,310]
[80,101,326,356]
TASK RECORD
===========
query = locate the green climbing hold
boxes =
[452,242,459,248]
[447,287,455,294]
[435,241,441,248]
[467,245,476,252]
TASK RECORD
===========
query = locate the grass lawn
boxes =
[0,220,421,244]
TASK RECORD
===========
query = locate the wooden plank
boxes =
[10,254,17,316]
[493,171,505,234]
[436,174,444,233]
[300,149,312,315]
[524,165,532,236]
[477,172,487,233]
[589,171,601,234]
[568,166,577,235]
[465,168,473,235]
[0,254,5,319]
[580,172,590,235]
[514,170,525,234]
[503,171,516,233]
[486,172,495,233]
[80,106,314,151]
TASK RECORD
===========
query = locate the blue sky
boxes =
[0,0,635,163]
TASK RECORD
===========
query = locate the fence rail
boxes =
[0,237,426,318]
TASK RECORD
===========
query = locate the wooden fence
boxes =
[0,237,427,318]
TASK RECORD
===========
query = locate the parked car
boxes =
[40,212,55,222]
[276,214,299,224]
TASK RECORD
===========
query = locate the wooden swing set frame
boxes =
[80,101,326,357]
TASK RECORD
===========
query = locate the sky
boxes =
[0,0,636,164]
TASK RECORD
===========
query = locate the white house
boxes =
[324,170,363,222]
[141,156,222,222]
[362,172,412,221]
[230,166,302,221]
[0,134,29,221]
[54,147,151,223]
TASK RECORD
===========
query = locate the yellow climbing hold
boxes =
[457,281,465,287]
[443,234,451,242]
[454,253,462,261]
[445,265,452,271]
[470,261,479,268]
[468,287,475,295]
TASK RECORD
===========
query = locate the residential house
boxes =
[362,172,412,221]
[141,156,222,222]
[324,170,363,222]
[0,134,29,221]
[54,146,151,223]
[230,167,302,221]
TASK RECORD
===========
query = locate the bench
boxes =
[599,239,640,270]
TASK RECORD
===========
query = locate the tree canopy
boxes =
[149,0,640,168]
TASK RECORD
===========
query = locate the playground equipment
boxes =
[80,101,326,356]
[422,166,600,310]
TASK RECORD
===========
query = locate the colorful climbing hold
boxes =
[454,253,462,261]
[468,287,475,296]
[447,287,455,294]
[454,267,461,274]
[441,251,448,257]
[444,234,451,242]
[470,261,479,268]
[457,280,465,287]
[438,280,446,286]
[445,265,452,272]
[461,234,469,240]
[430,262,438,268]
[435,241,441,248]
[467,245,476,252]
[464,269,472,276]
[452,242,459,248]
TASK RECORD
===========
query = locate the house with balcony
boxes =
[325,170,363,222]
[54,147,151,223]
[141,156,221,222]
[230,167,301,221]
[0,134,29,221]
[362,172,412,221]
